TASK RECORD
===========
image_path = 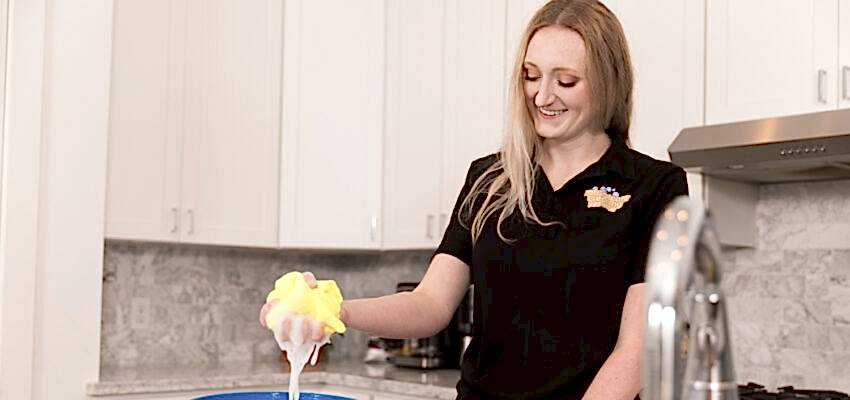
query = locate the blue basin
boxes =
[194,392,353,400]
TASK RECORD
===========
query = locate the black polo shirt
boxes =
[435,136,688,400]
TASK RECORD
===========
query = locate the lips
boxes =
[538,107,567,120]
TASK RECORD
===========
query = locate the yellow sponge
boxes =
[264,271,346,335]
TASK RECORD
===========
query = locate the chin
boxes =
[536,128,587,144]
[535,130,559,140]
[533,123,568,139]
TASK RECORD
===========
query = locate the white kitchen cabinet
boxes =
[439,0,507,235]
[383,0,505,249]
[107,0,709,251]
[106,0,281,248]
[604,0,706,207]
[106,0,186,243]
[504,0,546,72]
[179,0,281,247]
[382,0,446,249]
[705,0,839,124]
[278,0,385,249]
[602,0,705,158]
[840,0,850,109]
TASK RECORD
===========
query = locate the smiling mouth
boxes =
[538,107,567,117]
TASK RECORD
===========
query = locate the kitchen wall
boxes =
[723,180,850,392]
[101,180,850,391]
[101,242,431,371]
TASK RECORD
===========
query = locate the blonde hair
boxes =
[460,0,634,244]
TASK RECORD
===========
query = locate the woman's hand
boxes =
[259,271,327,342]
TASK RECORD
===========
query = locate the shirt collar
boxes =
[599,134,637,179]
[565,134,637,182]
[532,134,637,199]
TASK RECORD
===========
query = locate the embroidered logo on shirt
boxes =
[584,186,631,212]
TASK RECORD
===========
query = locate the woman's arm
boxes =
[581,282,646,400]
[340,253,471,339]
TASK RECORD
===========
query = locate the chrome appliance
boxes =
[669,109,850,183]
[643,196,738,400]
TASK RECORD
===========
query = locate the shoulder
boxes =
[470,153,499,170]
[619,147,689,209]
[466,153,500,182]
[623,147,686,184]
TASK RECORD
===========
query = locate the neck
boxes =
[539,130,611,173]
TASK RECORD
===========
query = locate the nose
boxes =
[534,78,555,107]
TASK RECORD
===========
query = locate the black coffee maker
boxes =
[384,283,473,369]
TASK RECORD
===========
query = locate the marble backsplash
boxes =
[101,243,431,371]
[102,180,850,391]
[721,180,850,391]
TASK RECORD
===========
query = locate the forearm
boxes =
[581,347,642,400]
[340,291,450,339]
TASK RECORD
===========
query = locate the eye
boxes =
[523,74,540,82]
[558,81,577,88]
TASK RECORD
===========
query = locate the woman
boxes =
[262,1,687,398]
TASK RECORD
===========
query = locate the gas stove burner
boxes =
[739,382,850,400]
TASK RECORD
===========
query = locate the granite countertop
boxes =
[88,358,459,399]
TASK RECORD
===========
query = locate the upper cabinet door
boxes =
[280,0,385,249]
[382,0,445,249]
[706,0,839,124]
[840,0,850,109]
[440,0,506,226]
[606,0,705,161]
[105,0,185,242]
[504,0,547,70]
[180,0,281,247]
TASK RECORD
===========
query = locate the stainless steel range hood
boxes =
[669,109,850,183]
[668,109,850,248]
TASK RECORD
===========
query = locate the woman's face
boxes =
[523,26,594,143]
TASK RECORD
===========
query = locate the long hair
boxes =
[460,0,634,244]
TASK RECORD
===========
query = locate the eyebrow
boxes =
[523,61,580,75]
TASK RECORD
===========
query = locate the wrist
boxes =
[340,301,350,326]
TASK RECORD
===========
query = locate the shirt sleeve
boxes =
[432,156,494,267]
[628,166,689,285]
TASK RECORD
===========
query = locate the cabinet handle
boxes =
[370,216,377,241]
[187,209,195,234]
[817,69,828,103]
[440,213,447,231]
[426,214,434,238]
[843,66,850,101]
[171,207,179,233]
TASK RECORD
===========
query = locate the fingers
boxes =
[259,299,279,327]
[278,317,292,342]
[302,271,318,288]
[274,315,326,345]
[259,304,269,327]
[285,316,314,345]
[310,318,325,342]
[301,317,312,343]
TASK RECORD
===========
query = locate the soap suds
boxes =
[273,314,330,400]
